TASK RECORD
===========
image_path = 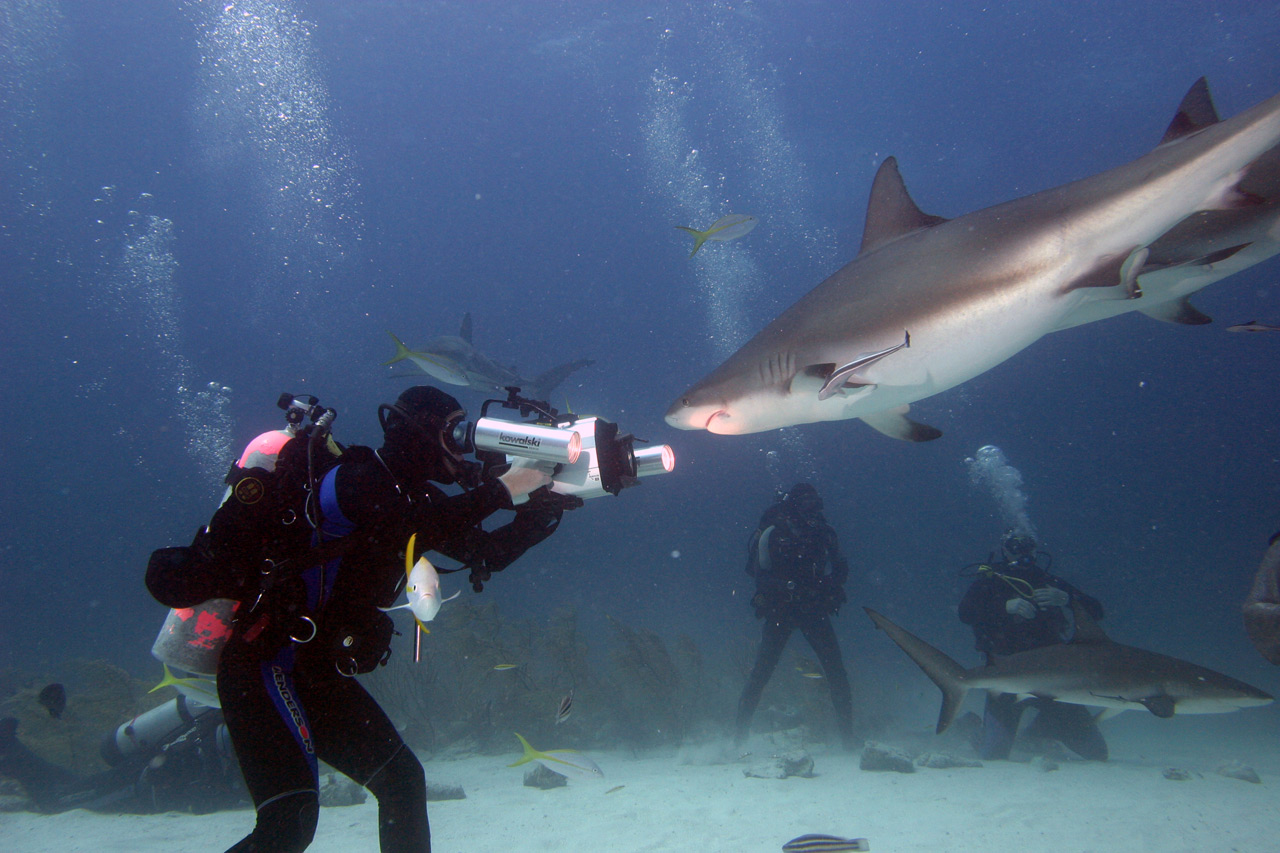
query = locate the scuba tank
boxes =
[100,695,214,766]
[150,393,340,677]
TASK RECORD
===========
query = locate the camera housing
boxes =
[470,388,674,499]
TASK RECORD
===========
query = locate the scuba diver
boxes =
[147,386,571,853]
[735,483,856,751]
[0,697,244,815]
[958,530,1108,761]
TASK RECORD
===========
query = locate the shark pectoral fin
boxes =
[1095,707,1126,722]
[1141,695,1177,718]
[1138,296,1213,325]
[860,405,942,442]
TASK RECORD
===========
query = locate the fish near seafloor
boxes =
[385,313,594,400]
[380,534,458,635]
[782,834,870,853]
[507,732,604,781]
[37,683,66,719]
[865,607,1273,733]
[665,79,1280,439]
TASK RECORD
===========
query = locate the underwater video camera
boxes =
[465,387,675,500]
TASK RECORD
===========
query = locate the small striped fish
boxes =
[782,834,869,852]
[556,690,573,725]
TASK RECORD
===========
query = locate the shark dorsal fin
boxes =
[1071,599,1110,644]
[858,157,949,256]
[459,312,474,343]
[1160,77,1220,145]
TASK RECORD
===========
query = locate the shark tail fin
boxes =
[675,225,710,257]
[384,331,414,366]
[507,732,541,768]
[864,608,968,734]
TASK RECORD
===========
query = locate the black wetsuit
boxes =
[209,446,562,853]
[735,500,854,749]
[958,558,1107,761]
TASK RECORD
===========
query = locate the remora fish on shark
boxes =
[386,312,594,399]
[666,79,1280,438]
[864,607,1272,733]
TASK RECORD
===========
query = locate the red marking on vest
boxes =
[187,607,236,650]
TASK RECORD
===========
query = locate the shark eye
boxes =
[682,397,691,407]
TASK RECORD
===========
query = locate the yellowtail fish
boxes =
[799,671,825,679]
[492,663,520,671]
[149,663,221,708]
[605,785,625,794]
[556,690,573,724]
[508,732,604,781]
[1226,320,1280,332]
[782,834,870,852]
[380,533,459,635]
[674,214,758,257]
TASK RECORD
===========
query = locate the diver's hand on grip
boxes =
[1032,586,1069,608]
[498,458,555,506]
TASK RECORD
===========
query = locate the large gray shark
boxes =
[865,607,1273,734]
[665,80,1280,439]
[386,313,594,400]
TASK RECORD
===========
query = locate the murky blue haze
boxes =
[2,0,1278,737]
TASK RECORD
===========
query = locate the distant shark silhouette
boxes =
[865,607,1273,734]
[386,313,593,400]
[666,78,1280,439]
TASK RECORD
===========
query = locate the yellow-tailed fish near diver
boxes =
[508,732,604,781]
[379,533,459,634]
[150,663,221,708]
[675,214,758,257]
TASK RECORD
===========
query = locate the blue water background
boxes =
[2,0,1278,714]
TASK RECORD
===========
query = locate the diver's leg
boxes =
[978,692,1025,760]
[219,639,320,853]
[1026,700,1108,761]
[799,616,856,750]
[302,668,429,853]
[735,619,792,746]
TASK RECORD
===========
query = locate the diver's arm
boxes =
[826,526,849,587]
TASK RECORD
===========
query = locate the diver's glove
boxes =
[1005,597,1036,620]
[498,458,556,506]
[1032,586,1070,608]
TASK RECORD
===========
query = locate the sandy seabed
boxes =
[4,712,1278,853]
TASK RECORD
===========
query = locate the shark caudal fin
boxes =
[384,331,415,366]
[864,608,969,733]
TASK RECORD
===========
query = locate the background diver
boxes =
[958,530,1108,761]
[735,483,856,751]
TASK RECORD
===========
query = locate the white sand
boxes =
[4,713,1278,853]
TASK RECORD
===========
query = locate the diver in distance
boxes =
[735,483,856,751]
[0,698,244,815]
[958,531,1108,760]
[147,385,572,853]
